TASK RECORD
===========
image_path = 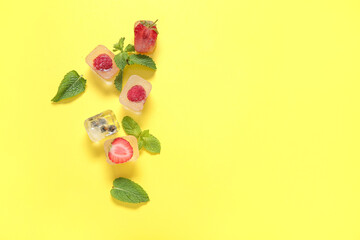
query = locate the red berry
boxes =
[127,85,146,102]
[93,54,113,71]
[108,138,133,164]
[134,20,158,53]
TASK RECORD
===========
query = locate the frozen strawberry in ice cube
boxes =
[119,75,152,112]
[86,45,119,83]
[134,20,158,53]
[104,136,139,164]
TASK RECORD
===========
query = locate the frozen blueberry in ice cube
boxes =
[84,110,120,142]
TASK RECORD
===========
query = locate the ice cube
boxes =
[84,110,120,142]
[104,136,139,164]
[85,45,119,83]
[119,75,152,112]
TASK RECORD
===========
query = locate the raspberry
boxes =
[93,54,113,71]
[127,85,146,102]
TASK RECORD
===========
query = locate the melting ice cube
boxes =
[84,110,120,142]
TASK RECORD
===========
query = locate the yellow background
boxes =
[1,0,360,239]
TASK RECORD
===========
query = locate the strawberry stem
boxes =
[149,19,159,34]
[149,19,158,28]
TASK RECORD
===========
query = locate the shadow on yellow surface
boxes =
[110,196,148,209]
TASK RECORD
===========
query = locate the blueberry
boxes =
[108,125,117,132]
[100,126,108,133]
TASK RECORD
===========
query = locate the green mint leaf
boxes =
[124,44,135,52]
[51,70,86,102]
[138,138,144,150]
[140,129,150,138]
[110,178,149,203]
[114,70,123,92]
[122,116,142,137]
[121,117,161,153]
[138,130,150,150]
[143,134,161,153]
[113,37,125,52]
[114,52,129,70]
[128,54,157,70]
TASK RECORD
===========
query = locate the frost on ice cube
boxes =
[84,110,120,142]
[119,75,152,112]
[85,45,119,83]
[104,136,139,164]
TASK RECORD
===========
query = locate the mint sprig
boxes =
[124,44,135,52]
[113,37,125,52]
[114,52,128,70]
[110,177,149,203]
[51,70,86,102]
[112,37,157,92]
[121,116,161,153]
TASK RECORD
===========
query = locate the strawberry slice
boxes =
[134,20,158,53]
[108,138,134,164]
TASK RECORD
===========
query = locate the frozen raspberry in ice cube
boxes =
[86,45,119,82]
[119,75,152,112]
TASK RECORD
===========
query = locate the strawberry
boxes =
[108,138,134,164]
[134,20,158,53]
